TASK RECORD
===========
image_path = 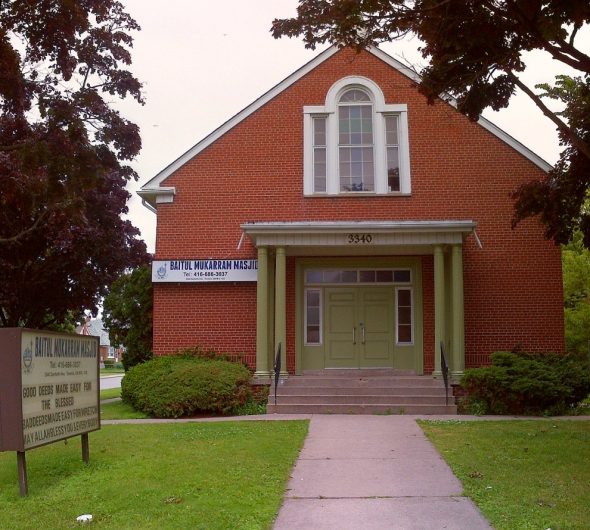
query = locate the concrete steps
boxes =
[267,370,456,415]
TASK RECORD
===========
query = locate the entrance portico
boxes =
[242,221,475,379]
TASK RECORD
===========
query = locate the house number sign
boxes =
[347,233,374,244]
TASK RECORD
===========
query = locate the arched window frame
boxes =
[303,76,411,196]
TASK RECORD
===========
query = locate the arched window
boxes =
[304,76,410,196]
[338,88,374,192]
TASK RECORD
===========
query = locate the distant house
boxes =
[78,317,123,363]
[139,45,564,379]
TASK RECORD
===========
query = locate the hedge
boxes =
[460,351,590,415]
[121,353,252,418]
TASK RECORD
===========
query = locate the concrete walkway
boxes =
[273,415,492,530]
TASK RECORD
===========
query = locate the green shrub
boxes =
[172,345,247,366]
[121,354,252,418]
[231,385,269,416]
[461,351,590,415]
[103,358,115,368]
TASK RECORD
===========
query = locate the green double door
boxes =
[324,287,394,368]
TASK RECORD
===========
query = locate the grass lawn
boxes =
[0,421,308,530]
[100,367,125,375]
[99,388,121,401]
[100,400,148,420]
[420,419,590,530]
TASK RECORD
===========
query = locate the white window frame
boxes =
[304,288,323,346]
[304,76,411,196]
[395,286,414,346]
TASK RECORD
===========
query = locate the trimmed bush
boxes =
[121,354,252,418]
[461,351,590,415]
[103,358,115,368]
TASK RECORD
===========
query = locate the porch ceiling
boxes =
[241,220,476,255]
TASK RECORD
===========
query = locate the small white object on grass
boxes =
[76,514,93,523]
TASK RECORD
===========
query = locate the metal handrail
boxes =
[440,341,450,406]
[273,343,281,406]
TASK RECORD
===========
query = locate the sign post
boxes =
[0,328,100,496]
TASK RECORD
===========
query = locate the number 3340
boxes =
[347,234,373,244]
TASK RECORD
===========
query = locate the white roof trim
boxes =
[140,45,552,207]
[368,47,553,172]
[242,220,476,234]
[242,220,476,249]
[141,46,339,192]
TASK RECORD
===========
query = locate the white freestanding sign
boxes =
[20,330,100,449]
[0,328,100,496]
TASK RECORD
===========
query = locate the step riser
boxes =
[279,378,445,388]
[275,387,448,396]
[269,395,452,405]
[267,404,457,415]
[267,373,457,415]
[303,369,416,376]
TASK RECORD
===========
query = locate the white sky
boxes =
[120,1,584,254]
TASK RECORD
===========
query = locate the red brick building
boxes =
[139,46,564,379]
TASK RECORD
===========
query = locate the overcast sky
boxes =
[120,1,583,254]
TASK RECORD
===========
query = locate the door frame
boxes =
[295,256,424,374]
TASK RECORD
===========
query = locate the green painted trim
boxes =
[434,245,445,375]
[451,244,465,374]
[267,254,275,373]
[295,261,303,375]
[255,247,269,377]
[275,247,288,376]
[412,262,424,375]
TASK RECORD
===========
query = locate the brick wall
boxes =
[151,47,564,370]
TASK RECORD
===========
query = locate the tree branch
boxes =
[500,0,590,73]
[0,210,50,244]
[508,72,590,160]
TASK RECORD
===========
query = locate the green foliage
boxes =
[103,358,116,368]
[562,231,590,354]
[172,345,248,366]
[231,385,269,416]
[461,351,590,415]
[121,354,253,418]
[103,264,153,371]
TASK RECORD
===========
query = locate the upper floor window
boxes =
[304,76,410,196]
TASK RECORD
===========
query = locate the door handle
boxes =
[361,325,366,344]
[352,327,356,345]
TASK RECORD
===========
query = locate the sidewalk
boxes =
[273,415,492,530]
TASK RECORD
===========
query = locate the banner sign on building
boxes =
[152,259,258,283]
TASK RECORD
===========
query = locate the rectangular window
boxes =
[305,289,322,345]
[339,105,374,192]
[393,269,411,283]
[385,115,400,192]
[396,288,413,344]
[313,117,327,192]
[305,269,411,285]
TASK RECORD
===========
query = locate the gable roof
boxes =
[138,45,552,209]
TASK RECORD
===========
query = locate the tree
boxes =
[0,1,148,327]
[103,264,153,371]
[562,231,590,355]
[272,1,590,246]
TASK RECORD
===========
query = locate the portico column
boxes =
[255,247,270,377]
[274,246,288,377]
[434,245,445,376]
[451,244,465,378]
